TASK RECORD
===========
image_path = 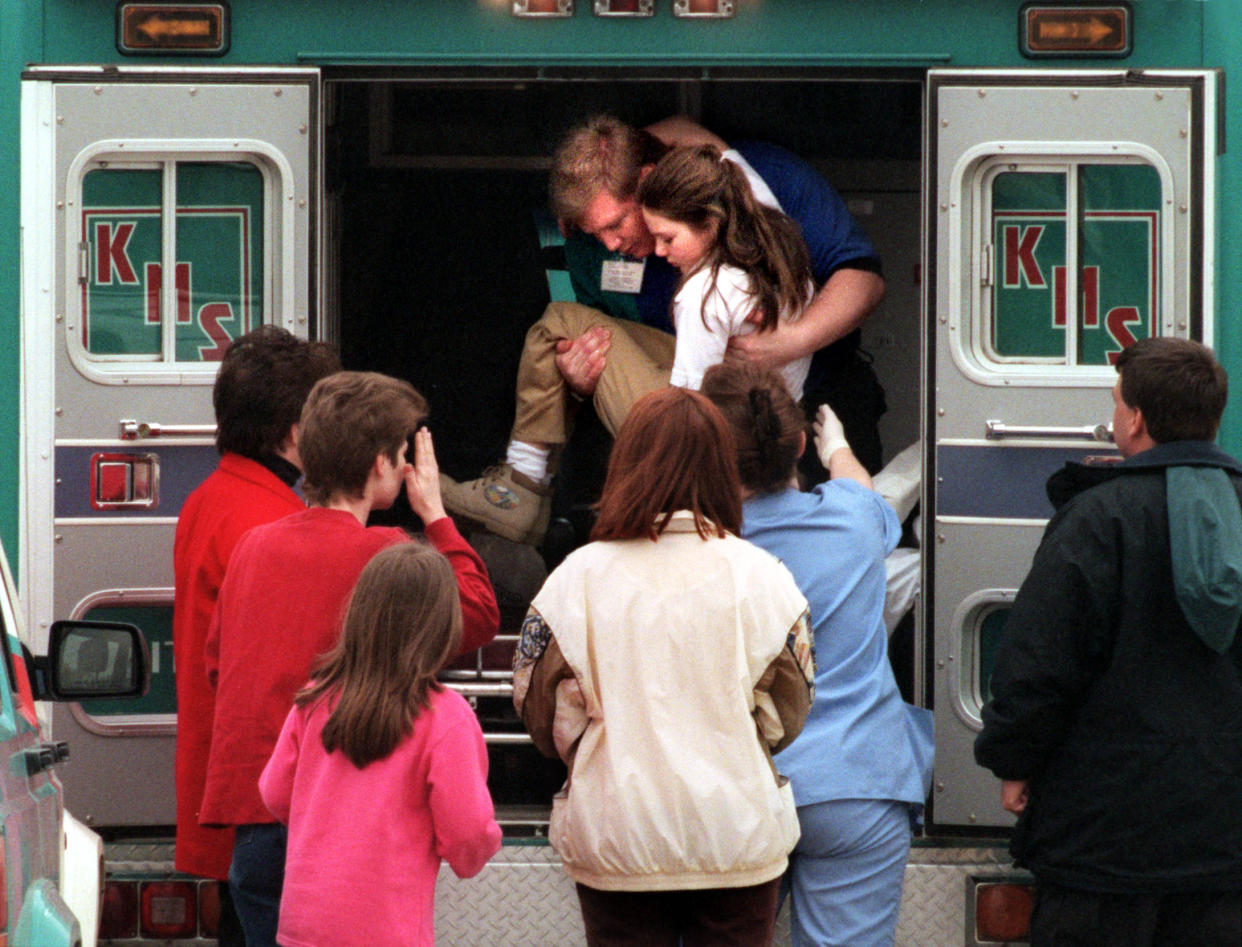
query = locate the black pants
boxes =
[576,878,781,947]
[799,348,888,483]
[1030,881,1242,947]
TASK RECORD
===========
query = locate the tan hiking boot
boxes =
[439,464,553,546]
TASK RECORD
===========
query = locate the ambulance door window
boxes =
[78,158,266,367]
[981,159,1163,371]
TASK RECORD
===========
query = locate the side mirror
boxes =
[40,620,150,702]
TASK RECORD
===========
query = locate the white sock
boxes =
[506,440,551,485]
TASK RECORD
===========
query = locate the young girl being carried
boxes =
[259,543,501,947]
[637,143,816,399]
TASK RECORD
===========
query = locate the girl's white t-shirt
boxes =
[669,265,812,400]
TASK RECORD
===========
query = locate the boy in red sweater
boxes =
[201,371,499,947]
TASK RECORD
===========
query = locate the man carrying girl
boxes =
[442,115,885,546]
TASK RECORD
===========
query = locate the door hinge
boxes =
[77,242,89,286]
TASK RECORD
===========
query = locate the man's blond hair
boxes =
[549,115,666,227]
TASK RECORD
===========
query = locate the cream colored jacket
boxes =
[514,513,814,892]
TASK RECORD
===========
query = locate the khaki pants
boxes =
[512,301,676,444]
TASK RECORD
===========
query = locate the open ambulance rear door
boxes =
[927,68,1218,830]
[20,67,319,826]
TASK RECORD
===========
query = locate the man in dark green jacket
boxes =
[975,337,1242,946]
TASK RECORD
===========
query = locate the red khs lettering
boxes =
[1004,225,1046,289]
[1051,266,1100,328]
[196,303,234,361]
[143,262,192,324]
[95,222,139,285]
[1106,307,1141,363]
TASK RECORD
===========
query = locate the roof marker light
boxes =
[1022,4,1131,58]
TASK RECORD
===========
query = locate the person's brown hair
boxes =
[213,325,340,459]
[298,371,428,505]
[701,361,806,495]
[295,542,462,768]
[549,114,669,227]
[636,144,813,333]
[591,386,742,541]
[1115,337,1227,443]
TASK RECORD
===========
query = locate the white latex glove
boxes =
[813,404,850,467]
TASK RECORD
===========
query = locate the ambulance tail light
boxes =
[99,881,138,939]
[974,881,1034,943]
[139,880,197,939]
[198,879,222,937]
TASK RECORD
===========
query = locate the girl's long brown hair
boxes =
[636,144,813,333]
[591,386,742,541]
[295,543,462,768]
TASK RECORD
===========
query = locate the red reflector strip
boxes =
[975,882,1035,942]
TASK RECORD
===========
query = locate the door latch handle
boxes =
[985,420,1113,442]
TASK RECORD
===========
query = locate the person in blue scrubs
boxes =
[702,360,933,947]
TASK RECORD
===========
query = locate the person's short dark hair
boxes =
[591,387,742,542]
[701,361,806,495]
[1115,337,1227,443]
[213,325,340,459]
[298,371,428,506]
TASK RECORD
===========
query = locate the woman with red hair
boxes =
[514,385,815,946]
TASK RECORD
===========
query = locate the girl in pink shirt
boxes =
[260,543,502,947]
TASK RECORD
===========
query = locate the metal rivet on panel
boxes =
[937,408,945,416]
[56,201,63,210]
[93,86,102,95]
[54,534,62,544]
[937,534,946,544]
[936,782,945,792]
[940,119,948,127]
[55,407,62,416]
[977,89,986,97]
[298,199,307,208]
[1180,205,1188,214]
[1071,91,1079,99]
[1180,129,1188,139]
[190,87,197,95]
[1156,91,1164,101]
[275,88,283,96]
[56,116,64,124]
[969,814,978,823]
[299,124,308,134]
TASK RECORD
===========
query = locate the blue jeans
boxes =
[783,799,912,947]
[228,823,287,947]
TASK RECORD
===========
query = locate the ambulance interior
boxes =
[325,73,925,813]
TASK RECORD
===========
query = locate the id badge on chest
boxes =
[600,259,645,294]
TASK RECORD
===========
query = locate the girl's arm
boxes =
[258,706,302,825]
[428,702,502,879]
